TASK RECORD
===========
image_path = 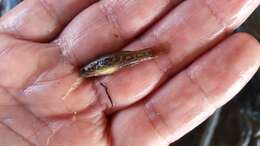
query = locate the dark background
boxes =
[1,1,260,146]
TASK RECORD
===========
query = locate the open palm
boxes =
[0,0,260,146]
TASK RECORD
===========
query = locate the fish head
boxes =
[80,59,119,78]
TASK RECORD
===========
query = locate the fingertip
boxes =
[232,32,260,66]
[184,32,260,110]
[233,32,260,46]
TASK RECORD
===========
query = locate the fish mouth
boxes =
[79,68,86,76]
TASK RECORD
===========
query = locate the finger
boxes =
[0,0,98,41]
[56,0,182,65]
[111,33,260,146]
[97,0,260,111]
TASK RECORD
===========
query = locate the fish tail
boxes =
[146,42,170,57]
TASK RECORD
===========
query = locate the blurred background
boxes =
[1,1,260,146]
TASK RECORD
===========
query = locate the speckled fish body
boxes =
[80,48,156,78]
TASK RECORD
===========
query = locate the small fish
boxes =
[80,46,166,78]
[62,45,168,101]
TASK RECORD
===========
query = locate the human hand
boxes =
[0,0,259,146]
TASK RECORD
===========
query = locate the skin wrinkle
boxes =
[0,41,13,58]
[98,2,127,42]
[61,79,112,120]
[0,85,26,111]
[184,69,216,112]
[13,80,109,145]
[106,124,114,146]
[61,97,80,121]
[32,51,76,85]
[19,110,52,145]
[55,29,87,61]
[31,121,54,146]
[57,101,108,146]
[23,48,60,89]
[22,72,106,120]
[94,78,120,110]
[0,121,36,146]
[33,71,74,85]
[204,0,228,37]
[23,56,51,92]
[25,46,45,87]
[0,41,61,90]
[38,0,61,32]
[54,39,82,67]
[92,80,113,111]
[0,19,22,39]
[75,114,106,138]
[146,32,176,74]
[150,58,171,87]
[0,86,53,145]
[0,56,69,146]
[44,129,56,146]
[32,81,104,123]
[99,82,113,107]
[45,121,72,146]
[0,0,58,41]
[24,83,77,119]
[14,69,102,124]
[70,120,83,144]
[143,102,171,145]
[0,3,22,35]
[48,121,74,146]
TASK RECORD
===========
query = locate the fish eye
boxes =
[79,67,87,75]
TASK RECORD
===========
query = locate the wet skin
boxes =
[0,0,260,146]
